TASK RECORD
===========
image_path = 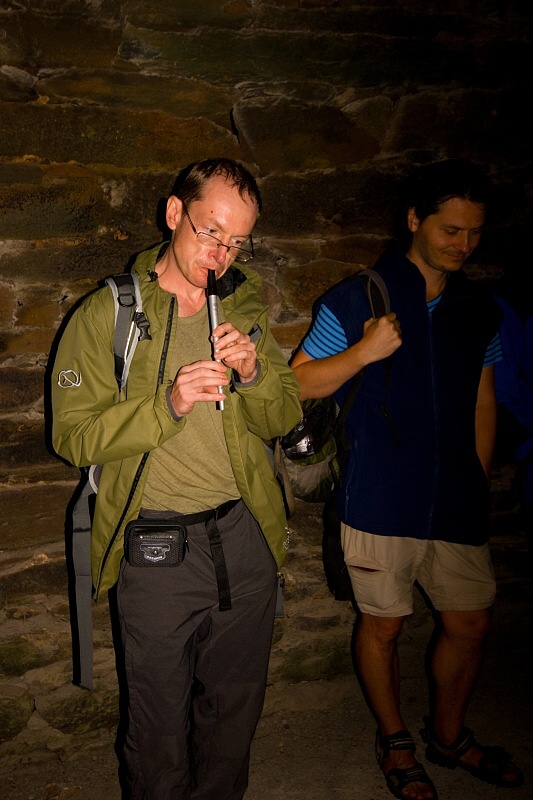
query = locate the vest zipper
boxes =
[427,306,439,535]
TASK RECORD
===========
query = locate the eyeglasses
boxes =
[181,201,254,263]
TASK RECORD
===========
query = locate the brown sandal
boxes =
[376,729,438,800]
[420,717,523,788]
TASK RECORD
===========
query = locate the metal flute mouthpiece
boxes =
[206,270,225,411]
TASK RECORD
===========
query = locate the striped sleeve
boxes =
[428,295,501,368]
[301,305,348,359]
[484,331,502,367]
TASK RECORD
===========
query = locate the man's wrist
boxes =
[166,385,183,422]
[234,362,261,387]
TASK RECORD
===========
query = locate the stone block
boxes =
[279,259,356,315]
[0,418,71,481]
[233,97,379,172]
[0,162,42,185]
[257,166,399,238]
[123,0,251,29]
[119,24,396,86]
[0,368,44,412]
[342,94,395,145]
[0,104,241,170]
[0,554,69,601]
[319,234,385,266]
[288,501,325,547]
[0,178,114,240]
[271,322,309,352]
[0,282,17,328]
[0,239,150,286]
[13,285,64,329]
[383,88,533,164]
[0,328,58,359]
[296,612,344,631]
[22,656,76,698]
[0,461,74,485]
[282,569,326,603]
[271,638,352,683]
[35,655,119,734]
[0,632,70,678]
[0,73,38,103]
[103,171,177,238]
[40,70,236,128]
[263,238,322,266]
[0,681,33,743]
[0,483,76,550]
[3,11,121,72]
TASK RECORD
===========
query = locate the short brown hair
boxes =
[170,158,262,212]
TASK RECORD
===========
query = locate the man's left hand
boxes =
[212,322,258,383]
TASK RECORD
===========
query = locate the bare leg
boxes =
[354,612,436,800]
[426,608,522,784]
[430,609,490,746]
[354,612,405,734]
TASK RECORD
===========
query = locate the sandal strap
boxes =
[388,764,434,791]
[443,727,476,759]
[378,729,416,754]
[420,717,474,759]
[421,717,523,788]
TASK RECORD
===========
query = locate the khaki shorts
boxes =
[341,524,496,617]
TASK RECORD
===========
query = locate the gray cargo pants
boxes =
[117,499,278,800]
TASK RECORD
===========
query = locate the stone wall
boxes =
[1,0,532,750]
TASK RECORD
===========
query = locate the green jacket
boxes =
[52,244,301,598]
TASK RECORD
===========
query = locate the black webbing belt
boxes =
[144,498,239,612]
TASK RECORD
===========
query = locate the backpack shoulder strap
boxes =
[70,273,151,690]
[357,267,390,318]
[335,268,394,456]
[105,273,138,390]
[105,272,151,390]
[337,267,391,413]
[71,474,95,690]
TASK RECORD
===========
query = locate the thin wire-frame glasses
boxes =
[181,201,254,263]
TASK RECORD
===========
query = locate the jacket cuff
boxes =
[166,385,183,422]
[232,361,262,389]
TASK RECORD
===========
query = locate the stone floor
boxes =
[1,528,531,800]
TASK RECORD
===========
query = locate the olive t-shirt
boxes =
[141,304,240,513]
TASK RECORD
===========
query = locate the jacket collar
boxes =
[376,245,476,302]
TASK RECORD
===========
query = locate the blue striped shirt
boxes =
[304,295,502,367]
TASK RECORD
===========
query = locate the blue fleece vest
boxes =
[322,248,501,545]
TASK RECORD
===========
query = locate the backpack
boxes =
[274,269,391,511]
[70,272,151,690]
[273,268,392,600]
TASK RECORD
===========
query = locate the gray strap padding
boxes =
[71,476,94,691]
[105,273,144,389]
[71,274,143,690]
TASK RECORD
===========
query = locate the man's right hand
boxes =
[168,360,229,417]
[358,312,402,364]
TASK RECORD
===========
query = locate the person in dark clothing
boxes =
[494,278,533,577]
[291,160,523,800]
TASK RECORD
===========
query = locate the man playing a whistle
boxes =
[52,158,301,800]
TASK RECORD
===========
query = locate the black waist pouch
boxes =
[124,518,188,567]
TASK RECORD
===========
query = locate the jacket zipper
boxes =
[96,296,176,593]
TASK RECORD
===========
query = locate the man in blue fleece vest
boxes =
[292,160,523,800]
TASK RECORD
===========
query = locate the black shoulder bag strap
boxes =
[334,268,394,468]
